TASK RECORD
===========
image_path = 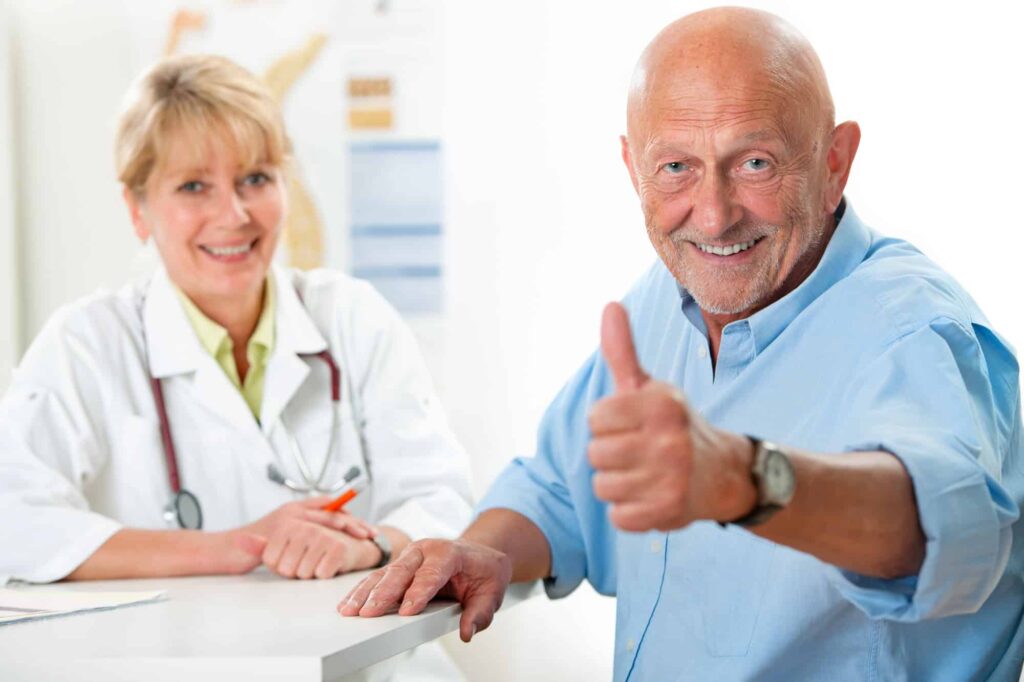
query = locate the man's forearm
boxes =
[461,509,552,582]
[753,447,926,579]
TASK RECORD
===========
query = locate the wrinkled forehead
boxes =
[635,68,802,150]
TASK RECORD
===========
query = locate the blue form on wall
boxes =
[349,140,443,315]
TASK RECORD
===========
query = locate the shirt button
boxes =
[626,638,636,652]
[649,540,661,553]
[698,346,708,358]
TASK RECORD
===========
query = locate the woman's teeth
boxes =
[201,242,253,256]
[696,238,760,256]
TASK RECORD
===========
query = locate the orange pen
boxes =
[320,466,363,512]
[323,477,368,509]
[322,486,359,512]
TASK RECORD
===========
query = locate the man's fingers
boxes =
[339,569,387,616]
[396,554,457,615]
[587,432,643,470]
[358,546,426,617]
[601,302,648,392]
[608,502,660,533]
[459,589,502,642]
[592,469,649,503]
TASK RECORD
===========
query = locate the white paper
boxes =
[0,588,165,625]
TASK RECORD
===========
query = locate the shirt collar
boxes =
[677,199,873,355]
[173,276,277,362]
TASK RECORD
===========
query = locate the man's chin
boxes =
[684,285,765,317]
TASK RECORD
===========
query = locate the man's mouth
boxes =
[694,236,763,256]
[200,239,257,257]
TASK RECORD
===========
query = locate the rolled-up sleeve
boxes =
[0,379,121,585]
[829,317,1020,621]
[478,354,616,599]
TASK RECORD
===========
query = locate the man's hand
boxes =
[338,539,512,642]
[588,302,757,531]
[239,497,382,579]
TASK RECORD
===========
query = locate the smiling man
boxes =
[340,8,1024,680]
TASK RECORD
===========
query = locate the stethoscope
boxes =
[140,282,369,530]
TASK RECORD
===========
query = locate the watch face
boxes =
[763,449,796,504]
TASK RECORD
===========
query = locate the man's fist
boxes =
[587,302,756,531]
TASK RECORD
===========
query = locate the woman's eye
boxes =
[241,172,271,187]
[663,162,689,175]
[743,158,770,172]
[178,180,204,193]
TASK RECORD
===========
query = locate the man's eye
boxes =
[663,162,689,175]
[178,181,204,193]
[743,158,770,172]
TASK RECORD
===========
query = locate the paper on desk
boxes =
[0,588,165,625]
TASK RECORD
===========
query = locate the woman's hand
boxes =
[240,497,382,579]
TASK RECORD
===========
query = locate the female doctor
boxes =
[0,54,472,598]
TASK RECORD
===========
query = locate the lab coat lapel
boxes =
[260,266,329,432]
[143,267,261,437]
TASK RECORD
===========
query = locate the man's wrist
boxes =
[715,432,759,522]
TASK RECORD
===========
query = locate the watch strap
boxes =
[370,532,392,568]
[722,436,786,528]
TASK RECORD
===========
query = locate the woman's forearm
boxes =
[64,528,265,581]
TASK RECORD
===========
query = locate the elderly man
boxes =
[342,8,1023,680]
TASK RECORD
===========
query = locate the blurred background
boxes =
[0,1,1021,679]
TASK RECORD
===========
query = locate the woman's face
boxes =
[125,133,286,311]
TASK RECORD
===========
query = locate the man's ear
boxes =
[620,135,640,195]
[122,186,151,243]
[824,121,861,214]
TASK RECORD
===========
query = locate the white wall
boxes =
[3,2,1023,681]
[0,1,20,387]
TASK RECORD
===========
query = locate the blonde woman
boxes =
[0,55,471,680]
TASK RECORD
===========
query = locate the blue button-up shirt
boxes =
[479,203,1023,681]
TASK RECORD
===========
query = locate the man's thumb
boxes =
[600,302,648,391]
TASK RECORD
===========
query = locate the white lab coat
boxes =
[0,264,472,680]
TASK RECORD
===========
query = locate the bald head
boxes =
[627,8,834,144]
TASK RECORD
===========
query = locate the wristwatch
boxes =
[370,532,392,568]
[728,437,796,527]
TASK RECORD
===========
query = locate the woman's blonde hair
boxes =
[114,54,291,193]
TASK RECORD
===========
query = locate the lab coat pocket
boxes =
[699,530,776,657]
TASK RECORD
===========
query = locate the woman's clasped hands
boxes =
[220,498,383,580]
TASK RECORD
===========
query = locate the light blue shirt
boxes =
[479,203,1024,681]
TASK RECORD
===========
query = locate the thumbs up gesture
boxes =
[587,303,758,531]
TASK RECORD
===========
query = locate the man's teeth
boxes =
[202,242,253,256]
[696,238,759,256]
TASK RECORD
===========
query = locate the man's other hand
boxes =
[338,538,513,642]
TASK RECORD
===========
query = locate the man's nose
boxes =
[691,170,740,238]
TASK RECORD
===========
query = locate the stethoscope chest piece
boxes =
[164,489,203,530]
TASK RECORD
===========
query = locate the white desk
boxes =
[0,571,535,681]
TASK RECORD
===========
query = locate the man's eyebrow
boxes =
[742,129,781,142]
